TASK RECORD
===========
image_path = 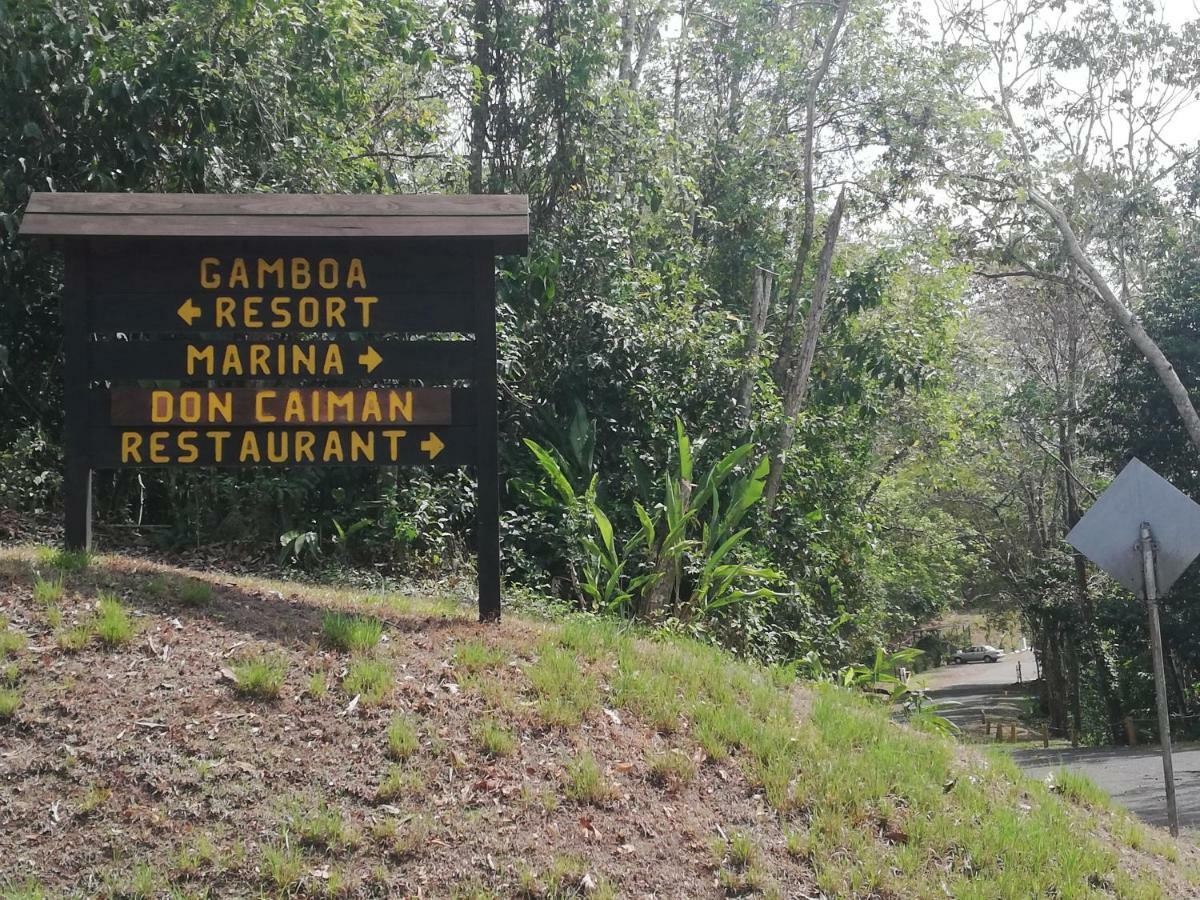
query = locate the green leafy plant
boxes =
[94,594,135,647]
[232,654,287,700]
[322,612,383,653]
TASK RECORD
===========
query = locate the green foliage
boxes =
[0,687,21,721]
[386,715,419,760]
[322,612,383,653]
[94,594,134,647]
[232,654,287,700]
[344,657,392,705]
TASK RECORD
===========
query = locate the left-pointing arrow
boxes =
[177,298,201,326]
[420,431,445,460]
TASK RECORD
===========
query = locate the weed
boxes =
[564,751,612,805]
[95,593,135,647]
[0,879,48,900]
[0,688,21,721]
[386,715,419,760]
[78,783,111,815]
[1049,767,1111,810]
[377,765,425,802]
[647,749,696,789]
[260,840,304,890]
[1,664,19,687]
[0,628,26,658]
[307,670,328,700]
[322,612,383,653]
[785,828,811,860]
[454,639,505,673]
[32,573,63,605]
[180,579,212,606]
[286,798,360,852]
[386,815,431,860]
[344,657,392,705]
[57,625,91,653]
[44,605,62,629]
[37,547,91,572]
[127,863,159,899]
[527,646,598,727]
[174,833,222,877]
[477,720,516,757]
[232,654,287,700]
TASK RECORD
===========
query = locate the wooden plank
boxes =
[88,291,474,334]
[62,244,93,551]
[474,253,502,622]
[107,387,454,427]
[88,339,475,382]
[87,426,473,468]
[22,212,528,241]
[87,245,475,295]
[27,192,529,217]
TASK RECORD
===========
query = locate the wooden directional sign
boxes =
[20,192,529,621]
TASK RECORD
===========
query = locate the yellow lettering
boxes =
[294,344,315,375]
[267,432,288,463]
[179,391,200,423]
[244,296,263,328]
[222,344,243,376]
[249,345,269,375]
[210,392,232,424]
[211,431,231,463]
[347,258,366,289]
[200,257,220,289]
[291,258,311,290]
[215,297,235,328]
[353,296,377,327]
[186,344,214,376]
[324,345,344,375]
[178,430,198,464]
[361,391,382,423]
[284,391,304,422]
[326,391,353,422]
[121,432,143,463]
[149,432,168,464]
[239,432,261,463]
[327,296,346,327]
[229,257,249,289]
[151,391,173,423]
[318,258,338,289]
[270,296,292,328]
[388,390,413,422]
[351,431,374,461]
[295,431,316,463]
[323,430,344,462]
[258,258,284,290]
[298,297,318,328]
[256,390,277,423]
[383,429,407,460]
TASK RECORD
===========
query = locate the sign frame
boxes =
[23,192,529,622]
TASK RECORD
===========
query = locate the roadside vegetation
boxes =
[0,546,1194,897]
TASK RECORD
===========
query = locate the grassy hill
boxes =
[0,546,1194,899]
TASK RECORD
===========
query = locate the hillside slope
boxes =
[0,546,1195,898]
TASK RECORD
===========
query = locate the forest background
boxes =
[4,0,1200,745]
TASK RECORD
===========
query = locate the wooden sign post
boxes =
[21,193,529,621]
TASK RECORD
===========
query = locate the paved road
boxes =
[921,651,1196,830]
[1011,744,1200,829]
[917,650,1037,731]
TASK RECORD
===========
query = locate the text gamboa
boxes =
[120,429,421,464]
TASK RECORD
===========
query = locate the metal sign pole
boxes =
[1139,521,1179,836]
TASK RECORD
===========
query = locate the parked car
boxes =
[951,645,1005,664]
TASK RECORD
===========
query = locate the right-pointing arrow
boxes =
[176,297,201,326]
[420,431,444,460]
[358,346,382,373]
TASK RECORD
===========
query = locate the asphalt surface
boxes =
[918,650,1037,731]
[921,650,1195,830]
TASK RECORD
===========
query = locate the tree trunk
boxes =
[772,0,851,383]
[764,189,847,514]
[468,0,492,194]
[736,267,773,424]
[1029,190,1200,453]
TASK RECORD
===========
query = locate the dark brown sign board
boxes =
[20,192,529,621]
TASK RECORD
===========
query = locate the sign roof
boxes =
[1066,458,1200,596]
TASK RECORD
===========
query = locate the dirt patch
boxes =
[0,550,813,897]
